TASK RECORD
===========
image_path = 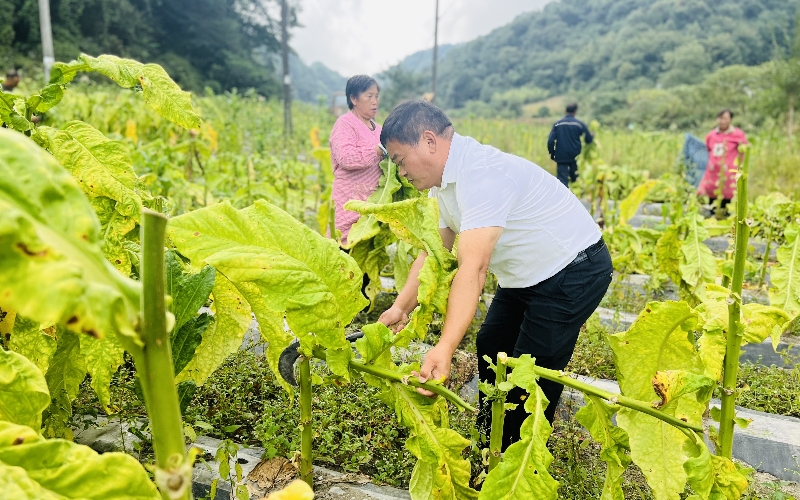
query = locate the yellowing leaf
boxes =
[265,479,314,500]
[42,121,142,218]
[481,355,558,500]
[609,301,709,500]
[0,128,141,348]
[176,273,252,387]
[169,201,367,380]
[0,349,50,430]
[619,180,657,225]
[0,421,160,499]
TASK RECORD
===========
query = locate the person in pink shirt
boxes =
[329,75,385,245]
[697,109,748,214]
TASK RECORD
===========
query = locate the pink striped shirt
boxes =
[329,111,382,244]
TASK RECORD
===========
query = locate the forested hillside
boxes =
[434,0,798,109]
[0,0,344,101]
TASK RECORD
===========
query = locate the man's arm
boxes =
[415,226,502,396]
[379,227,457,331]
[547,125,557,157]
[583,121,594,144]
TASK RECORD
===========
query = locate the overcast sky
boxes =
[291,0,555,77]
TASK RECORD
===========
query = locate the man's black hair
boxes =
[566,103,578,114]
[5,69,19,78]
[717,108,734,119]
[346,75,379,110]
[380,101,453,146]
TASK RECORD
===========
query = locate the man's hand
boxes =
[378,305,409,333]
[415,343,453,397]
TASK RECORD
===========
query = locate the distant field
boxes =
[454,118,800,198]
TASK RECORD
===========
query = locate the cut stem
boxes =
[488,354,508,472]
[505,359,704,433]
[137,209,189,500]
[298,356,313,487]
[718,148,751,459]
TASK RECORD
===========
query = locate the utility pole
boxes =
[431,0,439,104]
[281,0,292,138]
[38,0,55,83]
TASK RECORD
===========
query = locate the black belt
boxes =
[567,238,605,268]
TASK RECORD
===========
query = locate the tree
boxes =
[767,17,800,139]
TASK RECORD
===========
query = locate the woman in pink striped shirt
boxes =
[329,75,384,245]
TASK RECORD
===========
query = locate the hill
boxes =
[433,0,798,109]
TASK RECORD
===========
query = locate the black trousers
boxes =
[556,161,578,187]
[476,238,613,449]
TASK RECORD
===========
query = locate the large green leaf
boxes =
[609,301,712,500]
[51,54,200,129]
[575,396,631,500]
[40,121,142,218]
[169,201,367,379]
[0,349,50,430]
[770,223,800,317]
[480,355,559,500]
[0,421,160,499]
[679,214,717,297]
[140,64,202,129]
[346,197,457,345]
[175,273,252,386]
[0,128,141,348]
[42,330,87,440]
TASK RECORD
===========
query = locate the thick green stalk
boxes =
[312,349,476,412]
[505,358,704,433]
[718,148,751,459]
[488,353,508,472]
[298,357,314,487]
[138,209,190,500]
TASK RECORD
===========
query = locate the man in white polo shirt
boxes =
[377,101,612,449]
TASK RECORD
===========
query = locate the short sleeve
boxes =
[457,171,518,232]
[429,188,448,228]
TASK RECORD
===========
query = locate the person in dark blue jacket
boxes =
[547,103,593,187]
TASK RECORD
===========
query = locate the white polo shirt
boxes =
[429,133,601,288]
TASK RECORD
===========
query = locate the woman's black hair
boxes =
[717,109,734,119]
[346,75,379,110]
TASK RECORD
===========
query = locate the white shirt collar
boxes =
[440,133,464,189]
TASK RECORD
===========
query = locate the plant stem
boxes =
[718,148,751,459]
[488,355,508,472]
[138,209,189,500]
[505,359,704,433]
[312,349,476,413]
[758,226,773,290]
[298,356,314,487]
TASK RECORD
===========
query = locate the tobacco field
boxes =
[1,56,799,500]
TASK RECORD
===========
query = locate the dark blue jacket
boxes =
[547,115,593,163]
